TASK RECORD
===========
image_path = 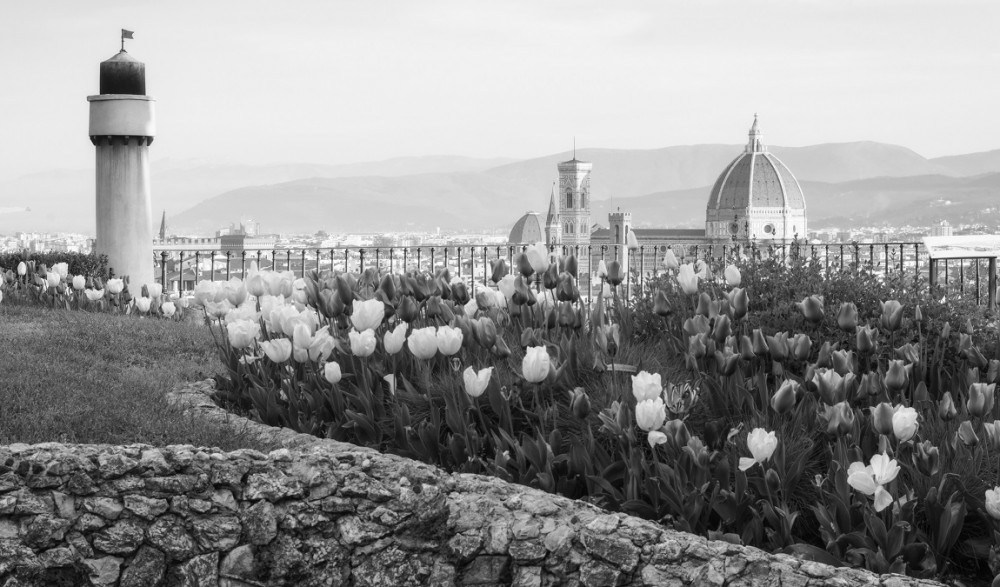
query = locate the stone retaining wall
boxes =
[0,382,946,586]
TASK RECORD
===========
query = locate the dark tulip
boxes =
[555,272,575,302]
[912,440,939,476]
[966,346,989,371]
[654,289,671,317]
[436,277,452,300]
[542,264,559,290]
[824,401,855,437]
[958,420,979,447]
[740,336,755,361]
[837,302,858,332]
[451,281,469,306]
[766,332,789,362]
[799,295,824,322]
[512,276,535,306]
[425,295,445,319]
[968,383,996,418]
[454,315,475,349]
[704,419,731,452]
[689,334,707,359]
[492,336,512,358]
[411,274,431,301]
[564,255,578,279]
[912,381,930,404]
[816,342,833,369]
[317,289,345,319]
[570,388,591,420]
[695,292,714,318]
[712,314,731,343]
[477,317,498,349]
[771,380,798,414]
[335,274,354,306]
[792,333,812,361]
[606,260,624,286]
[765,469,782,496]
[752,329,769,357]
[520,327,541,349]
[558,301,576,328]
[516,252,534,278]
[397,295,420,323]
[871,402,894,436]
[880,300,904,333]
[856,325,877,355]
[884,360,909,395]
[831,350,854,377]
[728,287,748,320]
[938,392,957,421]
[491,259,508,284]
[715,349,740,377]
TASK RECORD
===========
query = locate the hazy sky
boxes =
[1,0,997,180]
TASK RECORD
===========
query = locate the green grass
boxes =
[0,303,276,451]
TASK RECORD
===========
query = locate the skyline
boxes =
[1,1,999,182]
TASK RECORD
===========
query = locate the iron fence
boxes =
[149,241,999,308]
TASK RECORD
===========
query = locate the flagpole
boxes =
[121,30,124,52]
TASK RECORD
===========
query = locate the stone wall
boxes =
[0,382,947,586]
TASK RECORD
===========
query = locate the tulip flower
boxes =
[831,350,854,376]
[912,440,940,476]
[880,300,904,332]
[631,371,662,403]
[383,322,408,355]
[766,332,789,362]
[228,319,261,350]
[161,301,176,317]
[246,272,268,297]
[45,271,60,289]
[751,329,769,356]
[606,260,624,286]
[569,388,591,420]
[16,262,26,276]
[85,289,105,302]
[515,252,534,278]
[652,289,671,317]
[307,329,336,362]
[662,249,679,271]
[986,488,1000,520]
[771,380,798,414]
[884,360,909,395]
[407,326,439,360]
[260,339,292,363]
[958,420,979,447]
[323,361,342,385]
[938,392,957,421]
[225,279,248,307]
[51,262,68,279]
[436,326,463,356]
[71,275,86,291]
[350,298,385,332]
[892,405,918,442]
[837,303,858,332]
[497,274,517,300]
[694,292,714,318]
[798,295,824,322]
[397,295,420,323]
[463,366,493,398]
[856,325,877,355]
[635,398,667,432]
[522,346,551,383]
[349,329,377,358]
[595,259,608,279]
[676,264,699,295]
[791,333,811,361]
[984,421,1000,451]
[815,342,833,369]
[727,287,748,320]
[739,428,778,471]
[968,382,996,418]
[966,345,990,371]
[824,401,855,437]
[713,348,739,377]
[135,297,152,313]
[814,369,846,405]
[847,453,900,512]
[723,264,741,288]
[872,402,895,436]
[492,336,512,358]
[522,243,548,275]
[490,259,508,284]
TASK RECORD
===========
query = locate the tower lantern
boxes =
[87,44,156,290]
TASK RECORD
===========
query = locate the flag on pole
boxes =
[122,29,134,39]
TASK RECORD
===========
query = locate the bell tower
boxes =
[608,208,632,277]
[557,154,592,249]
[544,182,561,246]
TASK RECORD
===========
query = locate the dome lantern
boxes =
[100,51,145,95]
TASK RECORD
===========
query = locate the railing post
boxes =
[159,251,167,288]
[359,248,365,274]
[990,257,997,311]
[225,250,232,280]
[210,251,215,282]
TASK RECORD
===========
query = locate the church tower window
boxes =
[565,188,573,209]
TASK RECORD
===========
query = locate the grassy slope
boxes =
[0,303,274,451]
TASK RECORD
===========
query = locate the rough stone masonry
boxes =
[0,381,949,586]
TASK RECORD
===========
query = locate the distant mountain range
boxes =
[1,143,999,235]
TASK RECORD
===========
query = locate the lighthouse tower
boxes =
[87,48,156,290]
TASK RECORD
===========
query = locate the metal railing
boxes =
[149,241,999,308]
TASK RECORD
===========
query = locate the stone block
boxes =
[92,518,145,555]
[120,545,167,587]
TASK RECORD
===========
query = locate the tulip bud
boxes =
[653,289,671,317]
[688,334,707,359]
[727,287,748,320]
[911,440,939,476]
[831,350,854,377]
[606,260,624,286]
[880,300,904,333]
[884,360,909,395]
[837,302,858,332]
[563,255,578,278]
[515,252,534,278]
[712,315,731,343]
[791,333,811,362]
[492,336,512,358]
[570,388,591,420]
[317,289,345,319]
[799,295,825,322]
[914,304,923,322]
[938,392,958,421]
[872,402,895,436]
[815,342,833,369]
[824,401,855,437]
[724,264,741,287]
[740,335,754,361]
[541,263,559,290]
[491,259,508,284]
[397,295,420,323]
[964,318,975,335]
[663,249,679,271]
[958,420,979,447]
[752,329,769,356]
[771,380,798,414]
[767,332,789,362]
[765,469,782,495]
[714,349,741,377]
[912,381,930,405]
[966,346,990,370]
[856,325,877,355]
[985,421,1000,451]
[968,383,996,419]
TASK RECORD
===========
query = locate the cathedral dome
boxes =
[705,116,807,240]
[508,212,543,244]
[706,116,805,212]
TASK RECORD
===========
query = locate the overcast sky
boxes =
[1,0,997,180]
